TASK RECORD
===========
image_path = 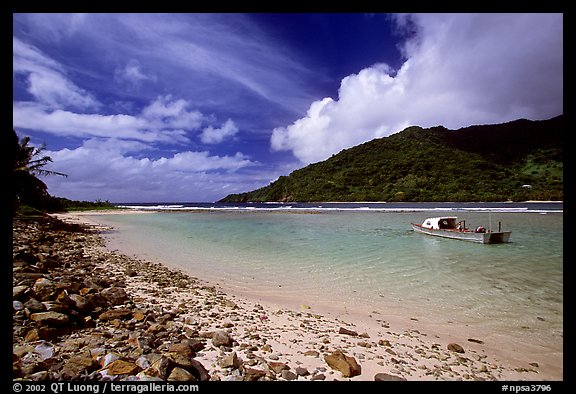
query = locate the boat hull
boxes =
[411,224,511,244]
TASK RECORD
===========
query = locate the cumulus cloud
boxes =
[43,139,259,202]
[271,13,563,164]
[13,37,100,110]
[14,90,251,201]
[200,119,239,144]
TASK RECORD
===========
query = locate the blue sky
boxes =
[13,13,563,202]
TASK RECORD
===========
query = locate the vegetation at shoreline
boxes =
[8,129,117,216]
[221,116,563,203]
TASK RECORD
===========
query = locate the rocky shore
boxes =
[13,215,553,381]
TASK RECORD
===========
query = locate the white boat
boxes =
[411,216,511,244]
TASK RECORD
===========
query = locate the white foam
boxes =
[116,204,561,214]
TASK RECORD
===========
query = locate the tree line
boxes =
[7,129,115,216]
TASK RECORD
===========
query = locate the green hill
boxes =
[220,115,563,203]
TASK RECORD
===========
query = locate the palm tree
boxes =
[10,129,66,214]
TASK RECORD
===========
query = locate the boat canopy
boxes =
[421,217,458,230]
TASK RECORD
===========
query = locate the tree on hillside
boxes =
[10,129,67,215]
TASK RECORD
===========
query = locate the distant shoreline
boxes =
[111,200,563,205]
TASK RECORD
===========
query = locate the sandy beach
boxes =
[13,210,562,382]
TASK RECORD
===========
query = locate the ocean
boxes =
[93,202,563,359]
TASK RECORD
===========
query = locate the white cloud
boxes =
[115,59,157,87]
[271,13,563,164]
[152,151,253,172]
[13,101,186,144]
[12,94,211,144]
[13,37,100,110]
[200,119,239,144]
[43,139,259,202]
[141,95,205,130]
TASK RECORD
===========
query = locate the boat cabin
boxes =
[421,217,458,230]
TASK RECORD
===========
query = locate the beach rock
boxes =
[168,342,196,359]
[16,251,40,265]
[218,351,241,369]
[211,330,233,347]
[29,342,56,361]
[55,279,83,294]
[33,278,57,301]
[168,367,195,381]
[146,323,167,335]
[68,294,93,313]
[133,310,146,321]
[13,285,29,300]
[29,311,70,326]
[186,339,206,352]
[166,352,195,370]
[99,352,121,368]
[448,343,465,353]
[268,361,289,374]
[125,268,138,277]
[374,372,407,381]
[304,350,320,357]
[24,298,46,313]
[128,335,156,351]
[61,352,99,379]
[295,366,309,376]
[223,299,237,309]
[144,355,172,380]
[84,293,109,309]
[102,286,129,305]
[23,329,41,342]
[187,359,210,382]
[55,291,76,309]
[243,367,267,381]
[324,351,362,378]
[338,327,358,337]
[102,359,140,375]
[282,370,298,380]
[98,308,133,321]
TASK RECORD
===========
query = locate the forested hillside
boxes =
[221,116,563,202]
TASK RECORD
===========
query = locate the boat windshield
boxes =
[438,218,457,229]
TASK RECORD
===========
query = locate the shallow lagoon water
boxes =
[96,203,563,357]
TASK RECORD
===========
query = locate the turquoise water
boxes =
[96,208,563,353]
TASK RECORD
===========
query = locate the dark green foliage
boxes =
[16,197,117,216]
[8,129,116,215]
[221,116,563,202]
[9,129,67,215]
[43,197,117,212]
